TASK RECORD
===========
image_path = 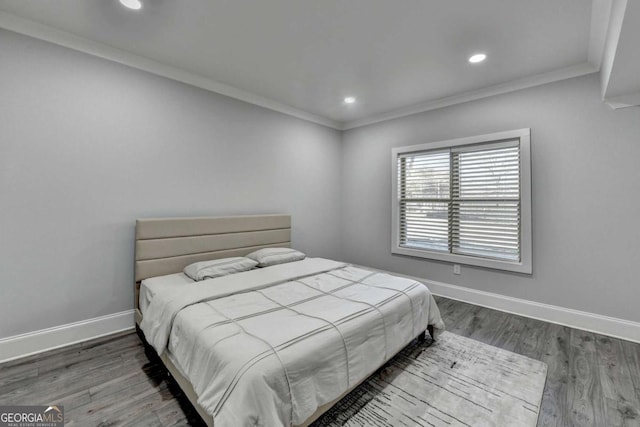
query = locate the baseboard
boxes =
[0,310,135,364]
[426,278,640,344]
[2,276,637,365]
[352,264,640,344]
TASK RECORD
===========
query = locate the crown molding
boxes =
[0,11,342,130]
[341,63,599,130]
[0,10,601,133]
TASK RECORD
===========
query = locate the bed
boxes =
[134,214,444,426]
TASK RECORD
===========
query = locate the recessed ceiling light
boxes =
[120,0,142,10]
[468,53,487,64]
[344,96,356,104]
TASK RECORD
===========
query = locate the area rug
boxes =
[312,331,548,427]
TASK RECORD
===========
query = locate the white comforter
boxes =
[140,258,444,427]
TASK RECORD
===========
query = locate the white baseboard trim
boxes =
[424,278,640,344]
[2,275,638,364]
[0,310,135,364]
[352,264,640,344]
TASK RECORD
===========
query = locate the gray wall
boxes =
[3,28,639,341]
[0,29,343,338]
[341,73,640,323]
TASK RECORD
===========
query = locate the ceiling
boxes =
[0,0,620,129]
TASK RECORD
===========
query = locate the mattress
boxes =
[139,272,193,314]
[140,258,444,426]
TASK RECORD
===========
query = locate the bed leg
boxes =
[427,325,434,341]
[416,326,434,346]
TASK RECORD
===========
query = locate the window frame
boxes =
[391,128,532,274]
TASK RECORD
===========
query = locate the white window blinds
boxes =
[398,151,450,252]
[393,129,531,273]
[451,142,520,261]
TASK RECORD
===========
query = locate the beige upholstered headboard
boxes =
[134,214,291,308]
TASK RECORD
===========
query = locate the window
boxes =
[391,129,532,273]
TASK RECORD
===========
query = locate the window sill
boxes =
[392,245,532,274]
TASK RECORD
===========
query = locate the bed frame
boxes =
[134,214,429,427]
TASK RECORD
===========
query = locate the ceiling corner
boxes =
[341,63,598,131]
[600,0,640,106]
[598,0,627,99]
[0,10,342,130]
[587,0,613,69]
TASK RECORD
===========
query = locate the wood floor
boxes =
[1,297,639,426]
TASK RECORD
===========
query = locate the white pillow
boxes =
[183,257,258,281]
[245,248,306,267]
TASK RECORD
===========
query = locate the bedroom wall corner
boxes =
[0,28,343,342]
[339,73,640,332]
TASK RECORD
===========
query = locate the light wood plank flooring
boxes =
[1,297,639,426]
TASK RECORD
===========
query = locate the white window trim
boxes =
[391,128,532,274]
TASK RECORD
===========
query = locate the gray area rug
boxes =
[312,331,548,427]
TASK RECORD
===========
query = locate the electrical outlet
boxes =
[453,264,461,275]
